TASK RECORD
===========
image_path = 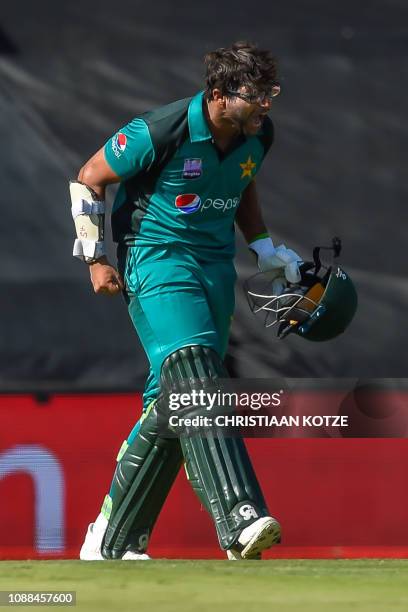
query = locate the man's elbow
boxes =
[76,148,119,190]
[77,162,97,187]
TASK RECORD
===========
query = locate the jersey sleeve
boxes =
[104,117,156,180]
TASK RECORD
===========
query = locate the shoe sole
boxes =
[240,518,281,559]
[227,549,261,561]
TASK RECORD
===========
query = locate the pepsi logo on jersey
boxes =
[175,194,201,214]
[175,194,241,214]
[112,133,127,158]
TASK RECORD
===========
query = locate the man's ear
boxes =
[211,88,226,108]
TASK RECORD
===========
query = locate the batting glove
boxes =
[249,237,302,294]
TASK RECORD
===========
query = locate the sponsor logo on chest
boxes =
[182,158,203,179]
[175,193,202,214]
[175,194,240,214]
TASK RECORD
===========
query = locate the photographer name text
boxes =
[169,414,349,428]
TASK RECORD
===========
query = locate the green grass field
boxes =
[1,560,408,612]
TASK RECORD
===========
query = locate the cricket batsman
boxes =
[71,41,302,560]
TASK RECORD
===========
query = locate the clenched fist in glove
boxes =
[249,236,302,295]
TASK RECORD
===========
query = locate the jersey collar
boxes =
[188,91,212,142]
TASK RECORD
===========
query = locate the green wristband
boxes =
[248,232,270,245]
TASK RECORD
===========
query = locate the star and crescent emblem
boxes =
[240,155,257,179]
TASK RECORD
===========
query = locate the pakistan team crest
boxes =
[182,158,202,179]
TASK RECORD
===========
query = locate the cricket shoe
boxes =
[80,514,150,561]
[227,516,281,560]
[226,548,261,560]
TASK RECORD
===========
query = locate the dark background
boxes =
[1,1,407,390]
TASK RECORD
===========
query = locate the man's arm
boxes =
[76,148,124,296]
[78,147,120,198]
[235,180,268,244]
[73,117,155,296]
[236,179,302,286]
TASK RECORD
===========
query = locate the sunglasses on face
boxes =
[226,84,281,104]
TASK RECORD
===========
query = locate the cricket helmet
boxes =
[244,237,358,341]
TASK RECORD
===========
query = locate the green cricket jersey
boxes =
[104,91,273,261]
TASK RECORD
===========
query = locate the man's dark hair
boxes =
[204,41,278,100]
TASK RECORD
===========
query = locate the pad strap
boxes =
[73,238,105,261]
[71,196,105,218]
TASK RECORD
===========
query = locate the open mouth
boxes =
[251,113,265,128]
